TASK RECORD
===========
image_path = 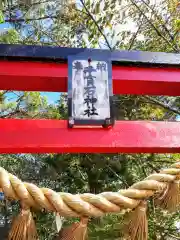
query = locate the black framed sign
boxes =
[68,52,114,128]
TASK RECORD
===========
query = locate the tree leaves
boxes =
[0,10,4,23]
[94,2,100,14]
[0,0,179,239]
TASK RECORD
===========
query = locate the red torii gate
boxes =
[0,44,180,154]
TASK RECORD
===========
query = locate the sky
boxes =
[0,22,11,33]
[176,115,180,121]
[40,92,60,103]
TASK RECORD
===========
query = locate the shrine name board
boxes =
[68,55,114,128]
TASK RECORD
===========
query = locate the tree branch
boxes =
[128,14,143,50]
[8,0,50,10]
[167,234,180,239]
[140,0,179,51]
[129,0,179,52]
[107,165,129,188]
[79,0,112,50]
[141,96,180,116]
[5,15,58,22]
[7,0,12,22]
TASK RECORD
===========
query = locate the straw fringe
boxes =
[57,218,88,240]
[155,177,180,212]
[123,201,148,240]
[8,208,38,240]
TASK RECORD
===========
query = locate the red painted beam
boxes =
[0,61,180,95]
[1,119,180,153]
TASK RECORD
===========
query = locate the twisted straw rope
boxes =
[0,162,179,218]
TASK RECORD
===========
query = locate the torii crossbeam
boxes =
[0,44,180,153]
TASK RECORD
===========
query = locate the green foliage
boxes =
[0,10,4,23]
[0,0,179,239]
[0,29,20,44]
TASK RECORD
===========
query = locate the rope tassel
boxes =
[8,207,38,240]
[57,218,88,240]
[123,201,148,240]
[155,177,180,212]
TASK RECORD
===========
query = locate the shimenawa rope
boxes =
[0,162,179,217]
